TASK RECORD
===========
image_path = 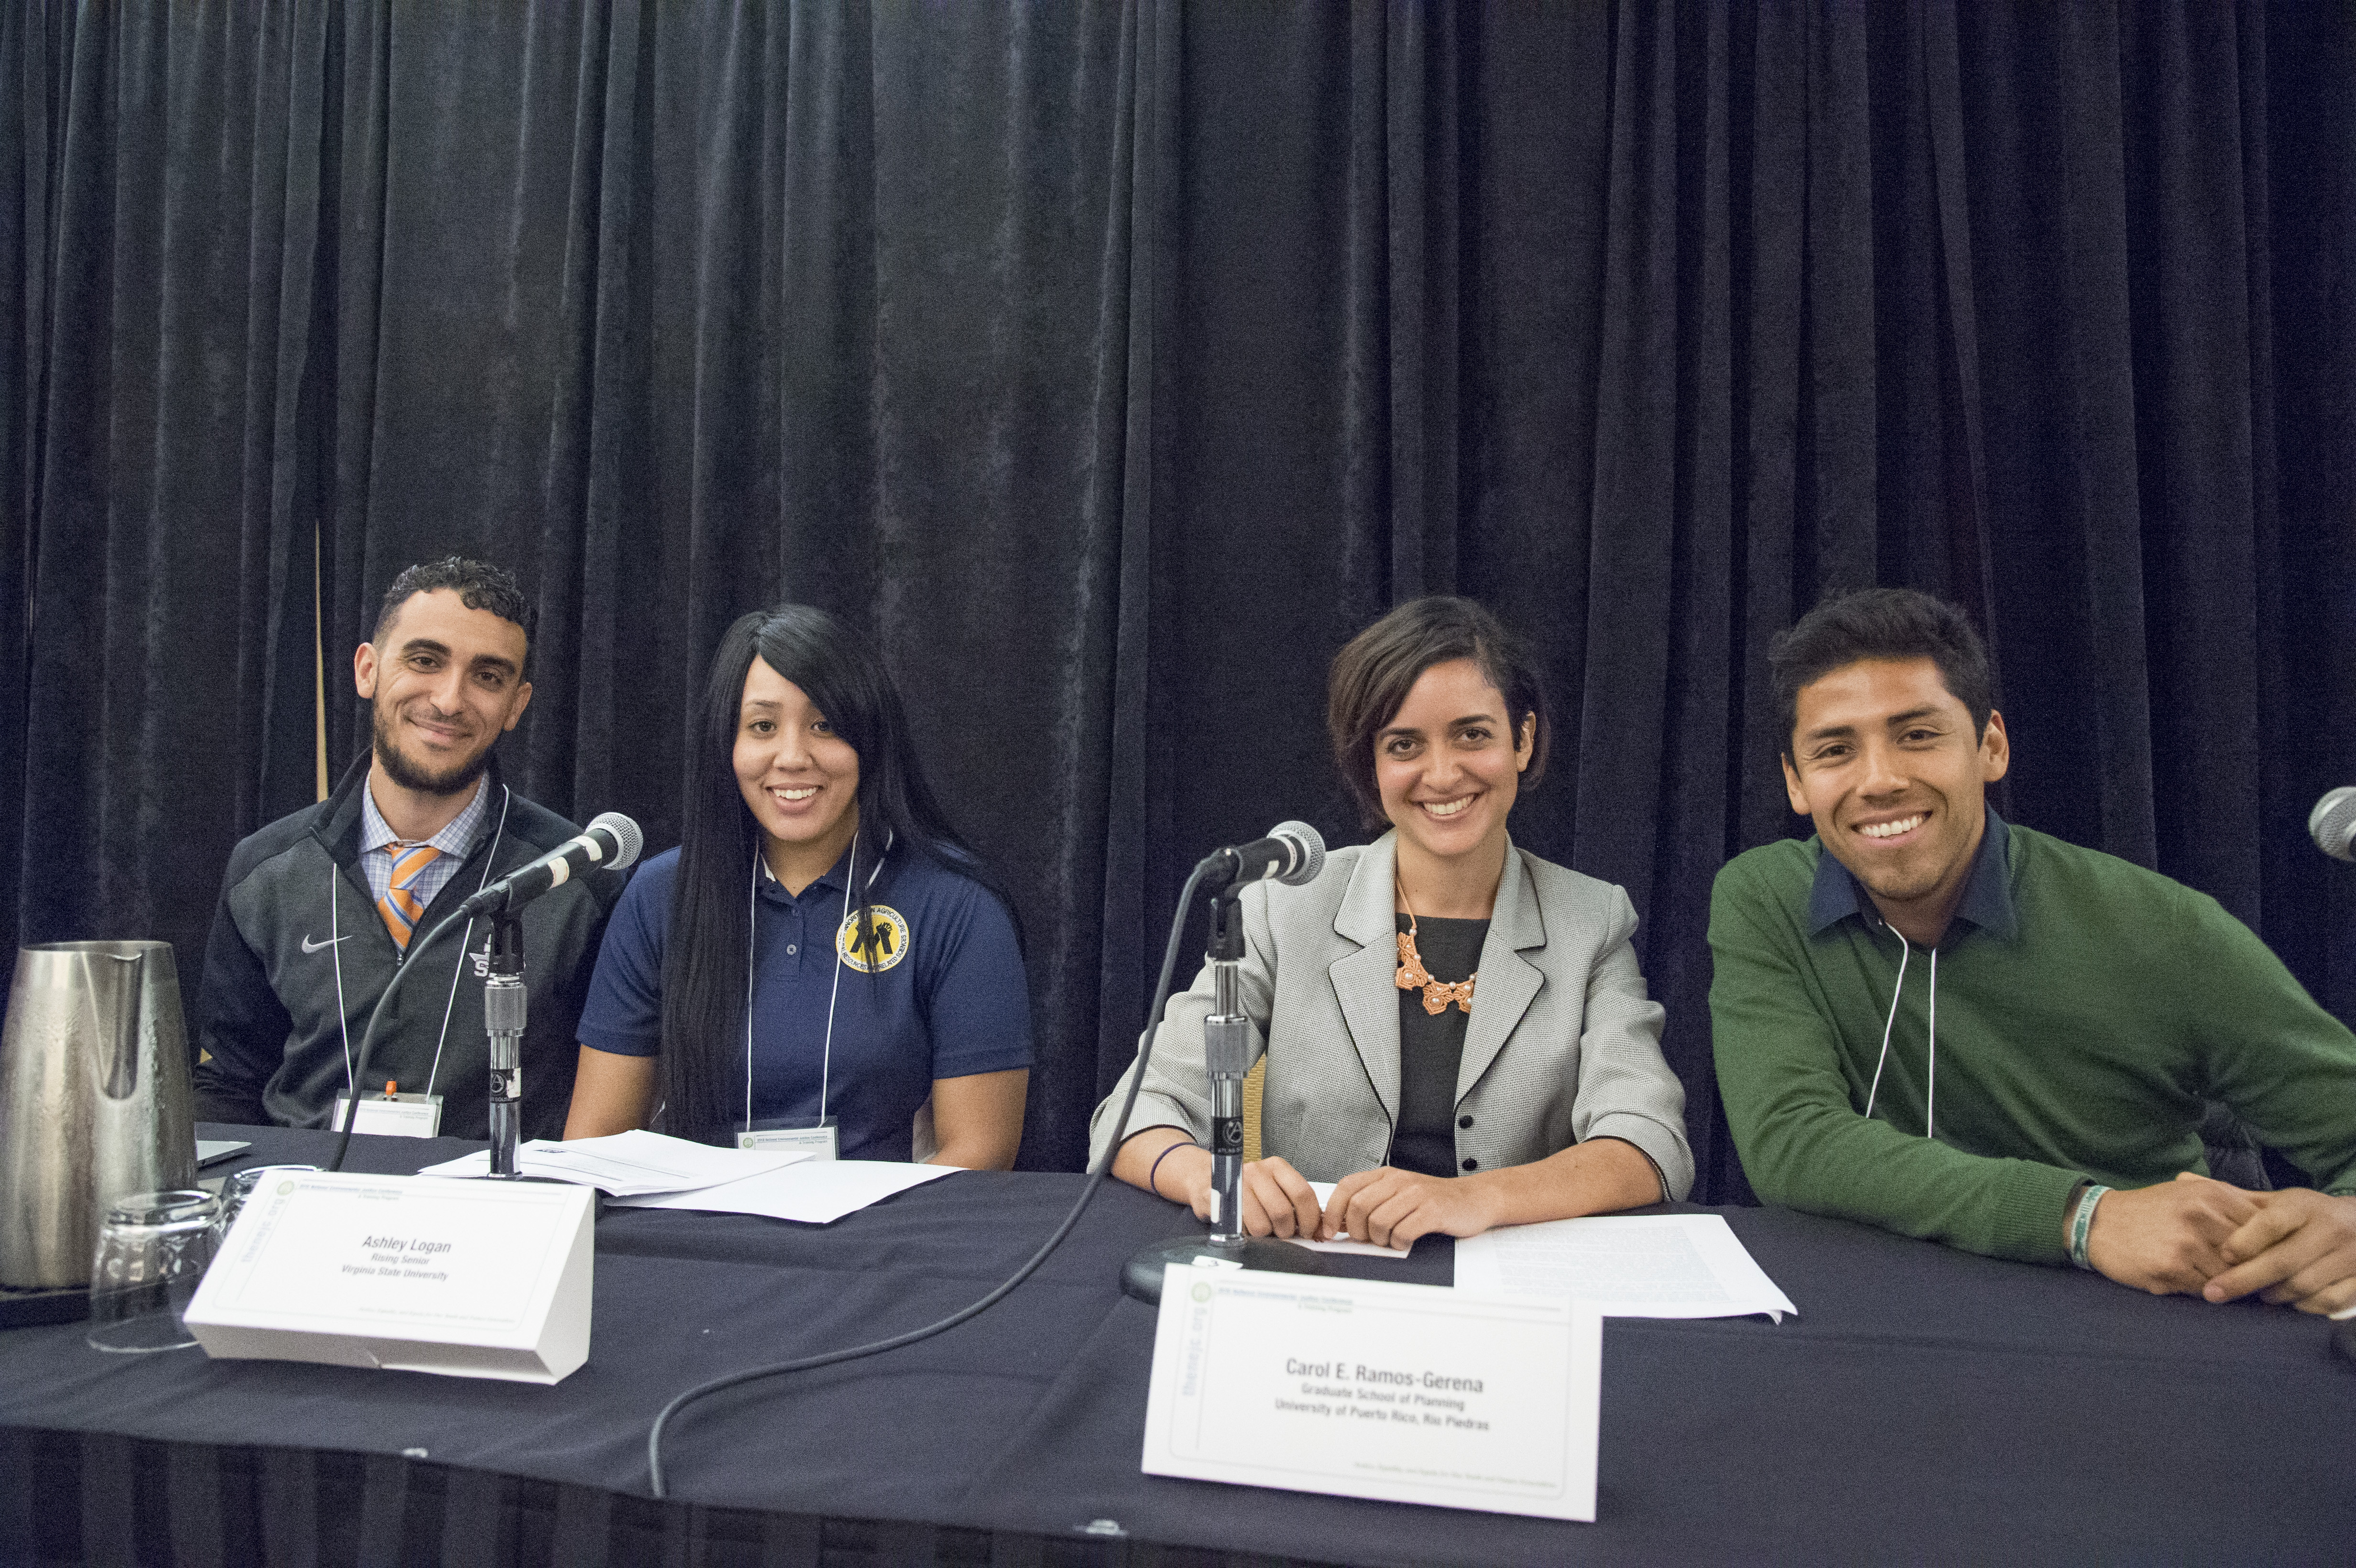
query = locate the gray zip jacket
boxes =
[192,755,624,1139]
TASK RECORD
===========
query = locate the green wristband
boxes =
[2069,1184,2110,1271]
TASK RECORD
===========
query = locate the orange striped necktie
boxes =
[378,843,443,952]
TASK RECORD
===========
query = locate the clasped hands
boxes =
[2085,1173,2356,1316]
[1187,1154,1494,1252]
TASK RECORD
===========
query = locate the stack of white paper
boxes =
[414,1129,957,1224]
[415,1129,809,1196]
[607,1160,955,1225]
[1452,1214,1797,1320]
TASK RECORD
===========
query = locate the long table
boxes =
[2,1125,2351,1566]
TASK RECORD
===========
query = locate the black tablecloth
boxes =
[2,1125,2351,1567]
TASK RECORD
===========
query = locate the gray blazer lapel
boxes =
[1458,844,1546,1101]
[1328,832,1402,1126]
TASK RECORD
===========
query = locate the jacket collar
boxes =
[1329,830,1550,1122]
[315,751,509,872]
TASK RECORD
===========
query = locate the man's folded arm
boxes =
[1708,864,2079,1264]
[2183,889,2356,1199]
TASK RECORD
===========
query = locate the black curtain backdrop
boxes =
[3,2,2350,1198]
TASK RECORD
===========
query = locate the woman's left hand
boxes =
[1321,1166,1504,1250]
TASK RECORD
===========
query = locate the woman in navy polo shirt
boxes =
[562,605,1032,1164]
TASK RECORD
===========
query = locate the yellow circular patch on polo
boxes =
[836,904,911,973]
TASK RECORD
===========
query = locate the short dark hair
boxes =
[1770,588,1994,759]
[373,557,535,654]
[1327,597,1548,827]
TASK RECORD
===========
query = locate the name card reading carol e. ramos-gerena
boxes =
[184,1172,593,1384]
[1141,1263,1603,1522]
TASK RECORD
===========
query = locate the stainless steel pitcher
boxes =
[0,942,197,1288]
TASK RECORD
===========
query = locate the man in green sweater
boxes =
[1710,588,2356,1315]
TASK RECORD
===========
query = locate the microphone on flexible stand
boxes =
[2310,788,2356,863]
[468,813,642,1177]
[1122,822,1332,1304]
[1196,821,1325,891]
[460,813,644,918]
[327,812,644,1176]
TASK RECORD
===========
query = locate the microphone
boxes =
[2311,788,2356,862]
[458,812,644,917]
[1197,821,1326,890]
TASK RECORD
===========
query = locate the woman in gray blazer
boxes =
[1091,598,1692,1249]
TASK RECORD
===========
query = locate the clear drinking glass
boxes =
[87,1189,218,1352]
[214,1163,322,1244]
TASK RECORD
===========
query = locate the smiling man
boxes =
[1710,588,2356,1315]
[193,558,623,1138]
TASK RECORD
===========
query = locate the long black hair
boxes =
[657,605,1016,1144]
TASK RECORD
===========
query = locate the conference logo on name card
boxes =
[184,1172,593,1384]
[1141,1264,1602,1522]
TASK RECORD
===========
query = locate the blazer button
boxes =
[1461,1157,1478,1171]
[1457,1115,1473,1129]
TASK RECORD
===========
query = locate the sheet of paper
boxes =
[607,1158,956,1224]
[1452,1213,1797,1321]
[1142,1263,1601,1521]
[1284,1181,1413,1258]
[414,1129,809,1196]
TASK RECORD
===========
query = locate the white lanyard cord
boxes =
[746,828,861,1132]
[1863,930,1909,1125]
[1925,947,1938,1141]
[331,865,354,1099]
[1862,926,1938,1140]
[331,784,510,1106]
[425,785,511,1100]
[816,831,855,1124]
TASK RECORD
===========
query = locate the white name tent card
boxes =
[1453,1213,1798,1321]
[416,1129,809,1197]
[608,1158,955,1225]
[184,1172,594,1384]
[1142,1264,1602,1522]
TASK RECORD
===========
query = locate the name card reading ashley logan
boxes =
[184,1172,593,1384]
[1141,1263,1602,1521]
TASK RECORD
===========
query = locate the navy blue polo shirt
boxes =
[578,840,1033,1160]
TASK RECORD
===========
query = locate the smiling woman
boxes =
[1091,598,1694,1250]
[561,606,1032,1165]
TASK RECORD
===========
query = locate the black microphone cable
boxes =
[645,858,1217,1500]
[326,911,474,1174]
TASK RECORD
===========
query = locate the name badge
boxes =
[332,1092,445,1139]
[739,1120,838,1161]
[1141,1264,1602,1521]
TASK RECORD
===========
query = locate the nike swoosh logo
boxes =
[300,934,348,954]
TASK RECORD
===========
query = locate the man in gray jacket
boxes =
[193,558,621,1139]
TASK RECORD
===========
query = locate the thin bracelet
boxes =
[2070,1184,2110,1271]
[1147,1140,1197,1202]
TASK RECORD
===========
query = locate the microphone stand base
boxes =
[466,1172,605,1220]
[1121,1235,1329,1304]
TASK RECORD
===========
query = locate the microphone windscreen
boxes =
[588,812,645,871]
[2311,788,2356,863]
[1269,820,1326,886]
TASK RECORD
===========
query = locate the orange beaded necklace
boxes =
[1394,880,1476,1015]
